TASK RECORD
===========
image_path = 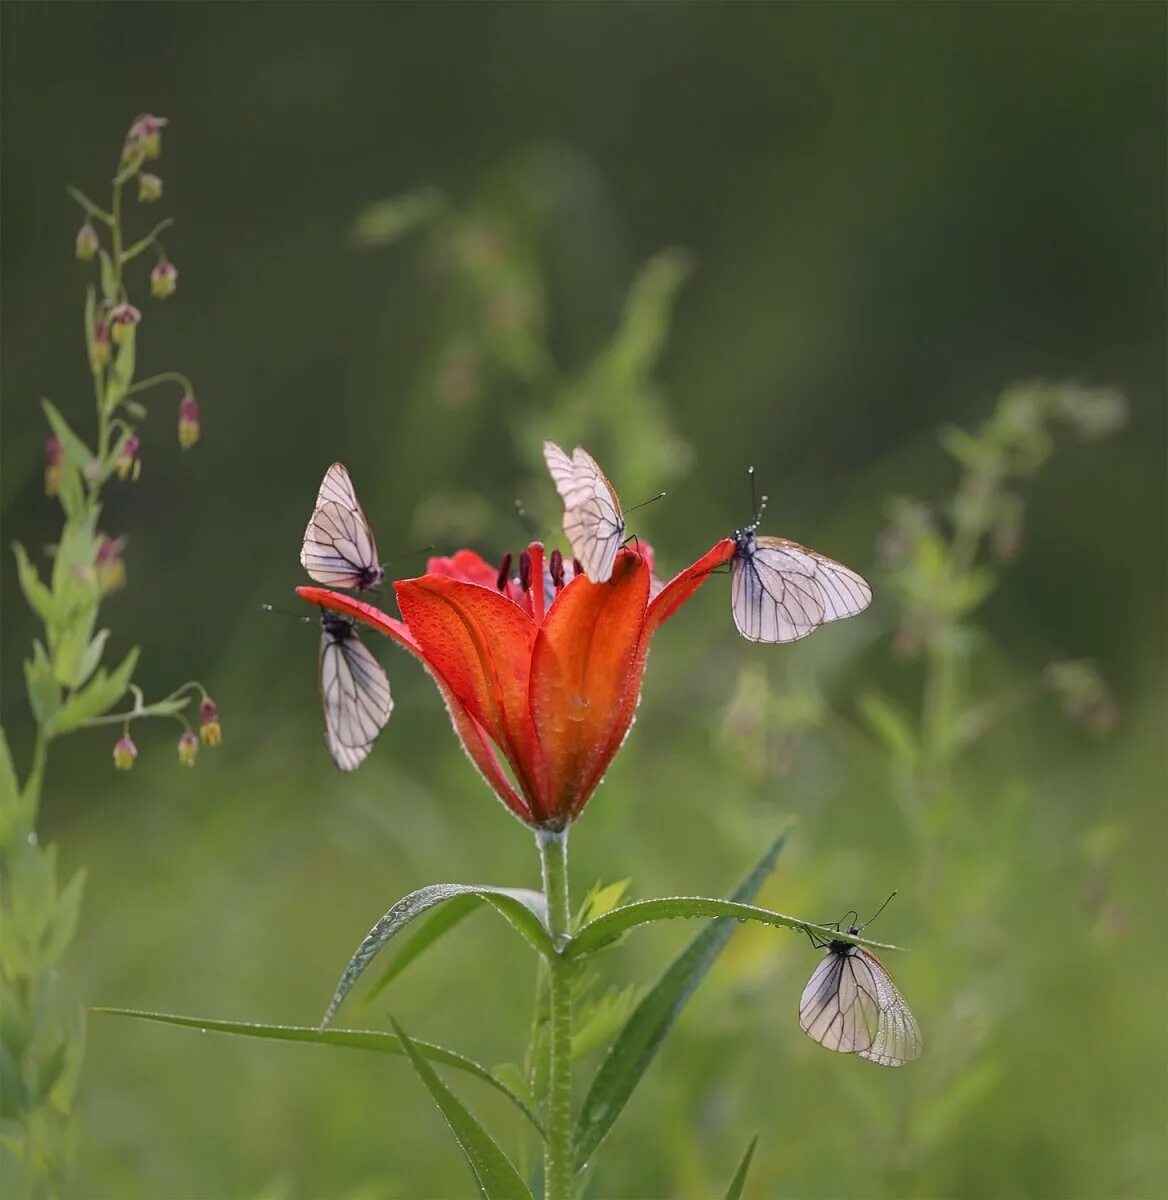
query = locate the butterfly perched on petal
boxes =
[301,463,385,591]
[318,610,392,771]
[799,911,922,1067]
[730,525,872,643]
[543,440,625,583]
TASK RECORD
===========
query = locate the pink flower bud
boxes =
[138,173,163,203]
[199,698,222,747]
[113,735,138,771]
[90,319,112,369]
[115,434,141,482]
[95,535,128,593]
[109,303,141,345]
[44,437,64,497]
[123,113,168,163]
[75,222,99,262]
[178,393,200,450]
[150,259,178,299]
[177,731,199,767]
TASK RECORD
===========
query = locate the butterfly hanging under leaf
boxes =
[799,899,922,1067]
[318,610,392,772]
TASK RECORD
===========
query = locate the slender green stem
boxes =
[537,827,574,1200]
[123,370,194,398]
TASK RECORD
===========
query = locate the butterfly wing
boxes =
[543,440,625,583]
[731,535,872,643]
[301,464,382,590]
[319,624,393,772]
[799,946,881,1056]
[314,461,361,510]
[855,948,923,1067]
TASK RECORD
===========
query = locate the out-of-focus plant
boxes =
[0,115,218,1196]
[352,157,693,539]
[719,380,1126,1190]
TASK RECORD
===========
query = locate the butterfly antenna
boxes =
[747,466,768,530]
[861,891,898,930]
[261,603,313,624]
[623,490,667,517]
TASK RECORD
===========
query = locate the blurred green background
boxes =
[2,4,1165,1197]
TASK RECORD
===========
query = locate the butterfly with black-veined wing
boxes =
[318,609,393,772]
[730,471,872,643]
[300,462,385,591]
[542,440,626,584]
[262,603,392,772]
[799,895,922,1067]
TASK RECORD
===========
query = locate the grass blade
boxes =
[723,1133,759,1200]
[391,1017,533,1200]
[93,1007,543,1134]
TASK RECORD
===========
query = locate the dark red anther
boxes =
[495,553,513,592]
[519,550,533,592]
[573,558,584,579]
[549,548,565,591]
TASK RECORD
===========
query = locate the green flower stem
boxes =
[537,827,574,1200]
[123,370,194,398]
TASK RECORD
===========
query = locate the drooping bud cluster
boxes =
[44,437,64,497]
[123,113,168,163]
[150,259,178,299]
[89,319,111,369]
[138,173,163,203]
[75,222,99,262]
[95,535,128,593]
[112,734,138,771]
[199,698,222,747]
[177,731,199,766]
[110,303,141,345]
[178,393,200,449]
[115,434,141,482]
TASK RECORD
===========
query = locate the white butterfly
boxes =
[543,441,625,584]
[318,610,392,772]
[799,908,922,1067]
[731,523,872,644]
[301,463,385,591]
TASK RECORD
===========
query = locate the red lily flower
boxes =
[297,538,735,828]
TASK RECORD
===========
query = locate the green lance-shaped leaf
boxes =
[12,544,57,626]
[93,1008,543,1134]
[40,400,96,473]
[321,885,552,1027]
[390,1017,534,1200]
[572,832,788,1170]
[565,898,901,961]
[23,642,60,728]
[46,647,138,737]
[358,893,481,1012]
[723,1134,759,1200]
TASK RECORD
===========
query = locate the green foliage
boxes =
[93,1009,543,1132]
[321,886,552,1027]
[573,831,789,1170]
[390,1018,534,1200]
[722,1135,759,1200]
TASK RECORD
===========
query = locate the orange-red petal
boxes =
[529,549,650,822]
[645,538,735,635]
[395,575,544,809]
[297,584,530,821]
